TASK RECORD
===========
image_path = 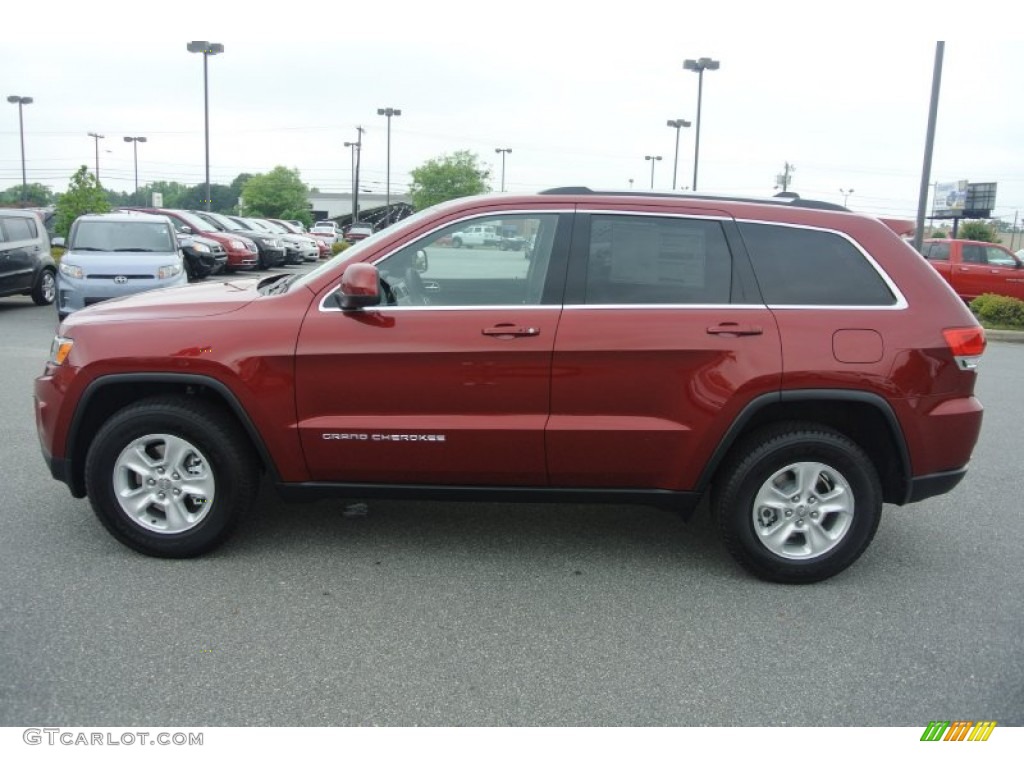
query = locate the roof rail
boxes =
[538,186,849,212]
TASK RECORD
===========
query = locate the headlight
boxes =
[49,336,74,365]
[229,239,246,250]
[158,263,183,279]
[59,262,84,279]
[192,242,211,253]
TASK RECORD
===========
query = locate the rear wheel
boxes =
[452,237,463,248]
[32,267,56,305]
[713,423,882,583]
[84,396,258,558]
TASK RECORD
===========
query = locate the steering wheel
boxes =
[404,267,430,305]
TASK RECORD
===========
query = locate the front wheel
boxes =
[452,237,462,248]
[713,423,882,583]
[84,396,258,557]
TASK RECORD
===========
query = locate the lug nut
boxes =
[811,511,819,519]
[172,473,180,480]
[792,495,800,502]
[809,496,817,504]
[158,492,166,499]
[785,509,793,517]
[147,478,156,486]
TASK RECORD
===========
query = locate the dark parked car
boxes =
[178,232,228,280]
[0,208,57,306]
[191,212,286,269]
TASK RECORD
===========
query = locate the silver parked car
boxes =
[54,212,187,320]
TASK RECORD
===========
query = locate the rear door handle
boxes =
[706,323,763,337]
[482,324,541,338]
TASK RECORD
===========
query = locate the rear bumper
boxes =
[906,467,968,504]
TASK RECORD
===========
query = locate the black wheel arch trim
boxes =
[65,372,280,496]
[695,389,913,503]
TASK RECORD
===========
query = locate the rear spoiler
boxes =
[879,217,915,237]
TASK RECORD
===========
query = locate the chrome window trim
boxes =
[318,208,909,313]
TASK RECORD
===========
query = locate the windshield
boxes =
[196,211,237,231]
[171,210,219,233]
[244,219,274,233]
[228,217,257,231]
[259,220,288,234]
[72,220,175,252]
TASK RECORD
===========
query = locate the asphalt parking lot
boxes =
[0,281,1021,726]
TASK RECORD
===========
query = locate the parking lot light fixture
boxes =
[644,155,662,190]
[377,107,402,226]
[840,188,854,207]
[87,132,104,185]
[124,136,147,198]
[7,95,32,202]
[494,148,512,192]
[683,57,720,191]
[666,119,692,190]
[186,41,224,211]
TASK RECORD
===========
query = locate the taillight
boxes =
[943,327,986,370]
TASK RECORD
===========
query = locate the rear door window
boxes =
[584,214,732,304]
[2,215,36,242]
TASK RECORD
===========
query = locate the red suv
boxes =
[34,190,985,582]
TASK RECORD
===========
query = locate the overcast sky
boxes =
[3,2,1022,223]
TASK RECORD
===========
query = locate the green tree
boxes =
[958,220,998,243]
[240,166,311,221]
[0,183,54,206]
[54,166,110,238]
[408,150,490,210]
[141,180,192,209]
[178,183,236,213]
[229,173,254,202]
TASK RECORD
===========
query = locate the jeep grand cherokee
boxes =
[34,189,985,582]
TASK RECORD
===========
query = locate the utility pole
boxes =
[346,126,365,224]
[775,161,795,193]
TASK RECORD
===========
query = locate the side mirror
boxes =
[337,263,381,310]
[181,225,193,235]
[52,237,66,248]
[414,249,429,273]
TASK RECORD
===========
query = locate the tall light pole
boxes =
[124,136,147,199]
[495,148,512,192]
[840,188,854,207]
[683,57,720,191]
[345,126,365,223]
[186,41,224,211]
[87,132,104,185]
[644,155,662,190]
[377,107,402,227]
[6,95,32,202]
[666,119,691,190]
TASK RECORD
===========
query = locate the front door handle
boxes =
[482,323,541,338]
[706,323,763,337]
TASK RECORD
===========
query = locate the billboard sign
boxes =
[933,180,967,217]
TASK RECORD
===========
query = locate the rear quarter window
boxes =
[738,222,896,306]
[1,215,37,242]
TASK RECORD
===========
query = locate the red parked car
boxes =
[35,189,985,582]
[130,207,260,270]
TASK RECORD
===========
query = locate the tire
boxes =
[32,267,57,305]
[84,396,259,558]
[713,422,882,583]
[452,237,462,248]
